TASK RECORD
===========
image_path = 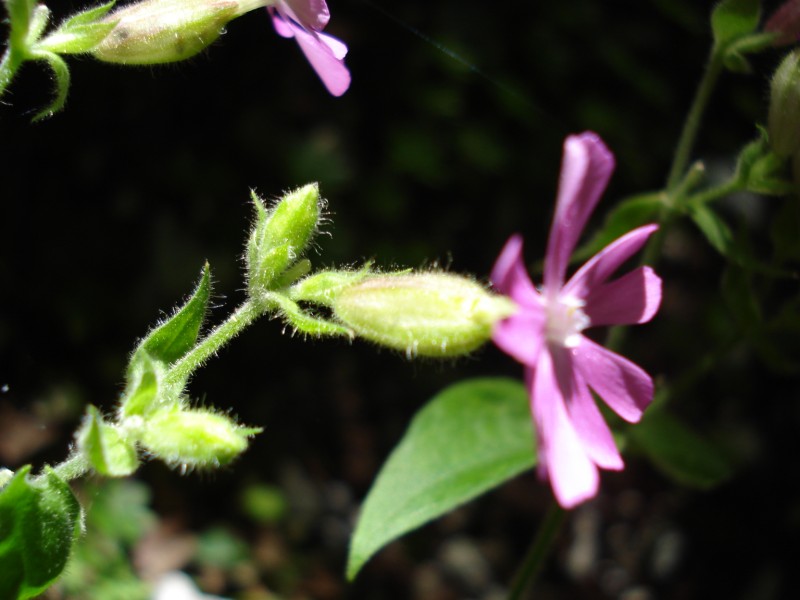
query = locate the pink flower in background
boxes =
[269,0,351,96]
[765,0,800,46]
[491,132,662,509]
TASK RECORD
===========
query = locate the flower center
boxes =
[545,295,590,348]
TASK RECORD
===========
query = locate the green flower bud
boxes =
[92,0,268,64]
[140,408,261,469]
[769,50,800,157]
[332,273,516,358]
[247,184,322,295]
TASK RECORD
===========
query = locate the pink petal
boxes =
[583,266,662,326]
[531,349,599,509]
[563,224,658,300]
[573,337,654,423]
[281,0,330,30]
[492,308,546,366]
[566,367,624,470]
[284,21,351,96]
[490,235,540,308]
[543,133,615,292]
[270,8,295,38]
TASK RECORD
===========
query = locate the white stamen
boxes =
[545,295,590,348]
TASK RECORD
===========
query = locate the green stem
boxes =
[508,503,567,600]
[666,51,724,191]
[0,48,24,101]
[46,451,90,482]
[165,299,264,386]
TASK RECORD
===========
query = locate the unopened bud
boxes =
[247,184,322,294]
[140,408,261,468]
[332,273,516,358]
[766,0,800,46]
[769,50,800,157]
[93,0,268,64]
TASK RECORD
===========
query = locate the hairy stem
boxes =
[165,299,264,386]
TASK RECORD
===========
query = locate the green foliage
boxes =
[0,466,81,599]
[58,480,155,600]
[710,0,773,72]
[629,408,733,490]
[347,378,536,579]
[77,406,139,477]
[132,262,211,367]
[36,1,117,54]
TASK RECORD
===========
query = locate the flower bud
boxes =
[765,0,800,46]
[332,273,516,358]
[247,184,321,294]
[140,408,261,468]
[768,50,800,157]
[92,0,268,64]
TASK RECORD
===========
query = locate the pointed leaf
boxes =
[0,466,81,599]
[629,409,733,490]
[347,377,535,580]
[77,405,139,477]
[59,0,116,28]
[134,263,211,365]
[120,350,169,418]
[688,202,734,257]
[267,292,354,337]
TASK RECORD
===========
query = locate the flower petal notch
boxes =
[269,0,351,96]
[490,132,662,509]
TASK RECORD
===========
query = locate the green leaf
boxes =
[29,50,70,121]
[35,21,118,55]
[0,466,81,599]
[267,292,354,337]
[133,263,211,366]
[58,0,116,28]
[77,405,139,477]
[347,377,535,580]
[629,409,733,489]
[120,350,168,418]
[571,193,663,264]
[688,202,734,257]
[711,0,760,50]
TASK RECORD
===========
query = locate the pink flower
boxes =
[491,132,662,509]
[269,0,351,96]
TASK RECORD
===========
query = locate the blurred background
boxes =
[1,0,798,598]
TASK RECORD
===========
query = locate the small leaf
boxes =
[711,0,760,50]
[120,350,168,418]
[28,50,70,121]
[58,0,116,28]
[133,263,211,366]
[347,377,535,580]
[267,292,354,337]
[35,21,119,55]
[688,202,734,257]
[0,466,81,599]
[629,409,733,490]
[77,405,139,477]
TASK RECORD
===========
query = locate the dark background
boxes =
[1,1,797,598]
